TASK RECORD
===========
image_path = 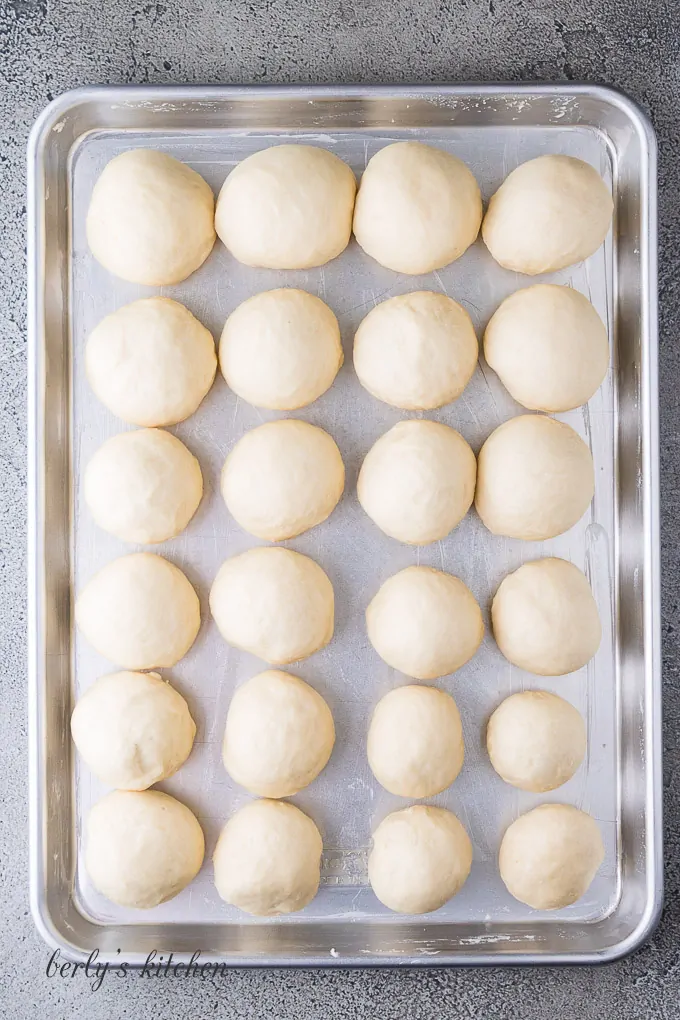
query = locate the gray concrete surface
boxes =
[2,0,679,1016]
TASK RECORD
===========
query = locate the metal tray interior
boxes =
[28,85,661,966]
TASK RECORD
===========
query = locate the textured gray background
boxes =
[2,0,679,1017]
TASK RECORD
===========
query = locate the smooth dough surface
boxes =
[219,288,343,410]
[484,285,609,412]
[215,144,356,269]
[71,671,196,790]
[482,154,613,275]
[353,141,482,274]
[366,566,483,680]
[85,790,204,908]
[475,414,594,540]
[492,557,601,675]
[213,799,322,916]
[223,670,335,797]
[358,420,476,544]
[209,547,334,665]
[75,553,201,669]
[487,690,586,792]
[84,428,203,544]
[86,298,217,427]
[368,685,464,797]
[353,291,478,410]
[86,149,216,285]
[368,805,472,914]
[222,419,345,541]
[499,803,604,909]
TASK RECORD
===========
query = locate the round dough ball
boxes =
[368,685,464,797]
[484,285,609,412]
[222,420,344,541]
[86,149,216,285]
[367,566,483,680]
[492,558,601,675]
[215,144,356,269]
[71,671,196,790]
[75,553,200,669]
[358,420,476,544]
[369,805,472,914]
[84,428,203,544]
[210,547,334,665]
[219,289,343,410]
[482,154,613,275]
[85,297,217,427]
[354,291,478,410]
[475,414,594,540]
[213,799,322,916]
[487,691,586,792]
[223,670,335,797]
[499,803,604,909]
[353,141,482,274]
[85,790,204,908]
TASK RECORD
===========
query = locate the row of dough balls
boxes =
[86,143,612,282]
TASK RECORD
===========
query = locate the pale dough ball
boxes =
[213,799,322,916]
[86,149,216,285]
[71,671,196,790]
[215,144,356,269]
[358,420,476,544]
[368,685,464,797]
[499,803,604,909]
[223,670,335,797]
[222,420,344,542]
[482,154,613,275]
[85,297,217,427]
[484,285,609,412]
[492,557,601,675]
[475,414,594,540]
[487,690,586,792]
[75,553,200,669]
[220,289,343,410]
[353,291,478,410]
[353,141,482,274]
[369,805,472,914]
[210,547,334,665]
[85,790,204,908]
[366,566,483,680]
[84,428,203,544]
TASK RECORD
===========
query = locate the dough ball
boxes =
[353,141,482,274]
[482,154,613,275]
[220,289,343,410]
[353,291,478,410]
[367,566,483,680]
[368,685,464,797]
[475,414,594,540]
[221,420,344,541]
[75,553,200,669]
[484,285,609,412]
[210,547,334,665]
[369,805,472,914]
[358,420,476,544]
[86,297,217,427]
[499,803,604,909]
[487,690,586,792]
[85,790,204,908]
[71,671,196,790]
[223,670,335,797]
[213,799,322,916]
[86,149,215,285]
[492,557,601,675]
[84,428,203,544]
[215,144,356,269]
